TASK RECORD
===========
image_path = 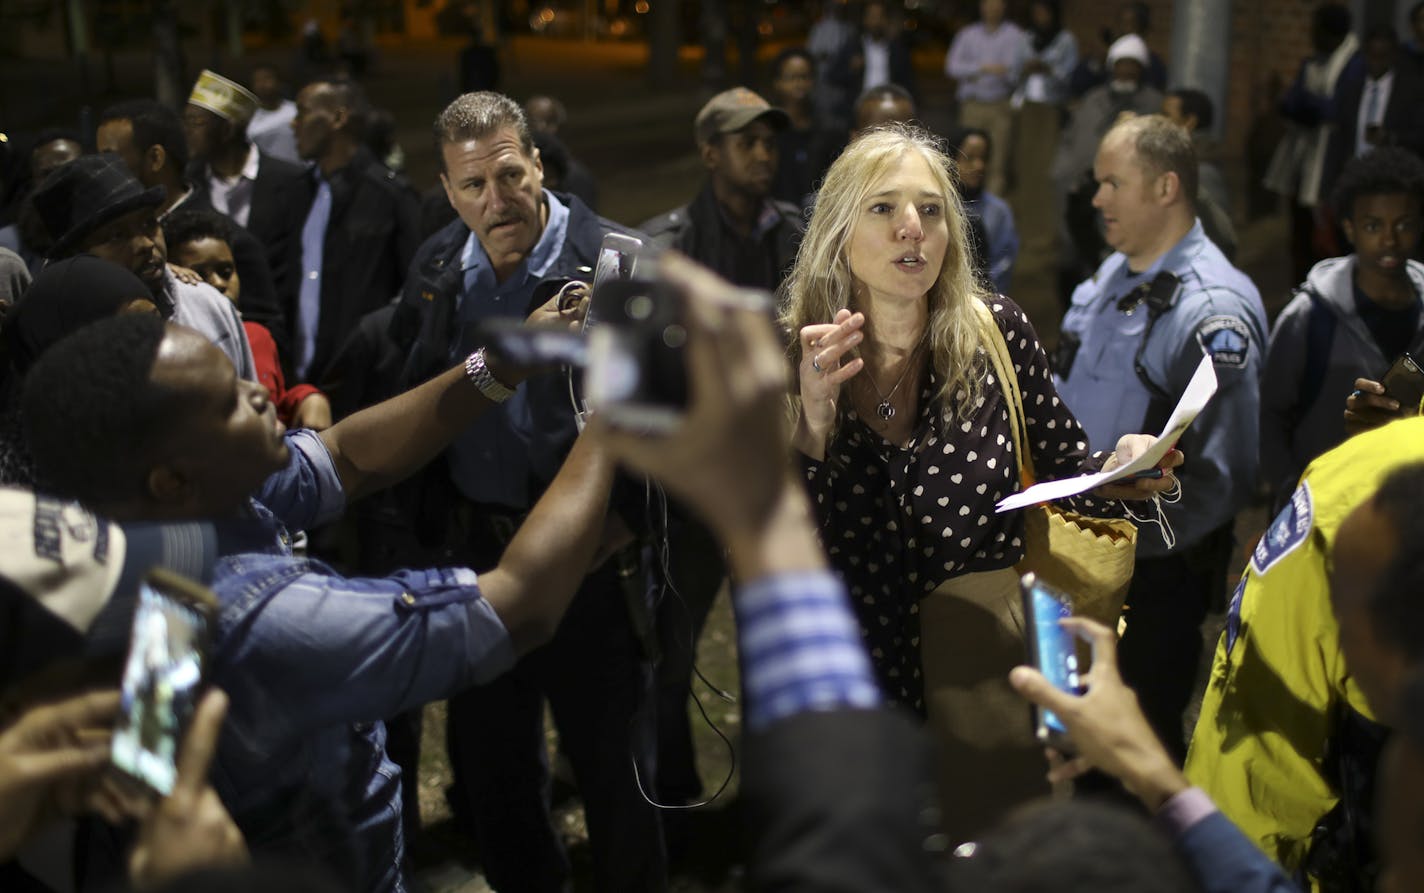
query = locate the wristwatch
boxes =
[464,348,515,403]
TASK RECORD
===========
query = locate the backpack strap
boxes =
[1298,284,1338,414]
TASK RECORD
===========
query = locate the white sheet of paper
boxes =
[995,354,1218,512]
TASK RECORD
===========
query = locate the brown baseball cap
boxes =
[694,87,790,144]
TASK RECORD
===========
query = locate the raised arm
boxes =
[318,291,581,502]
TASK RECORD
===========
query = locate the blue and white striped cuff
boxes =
[736,570,882,731]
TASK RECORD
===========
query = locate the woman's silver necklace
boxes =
[864,333,928,422]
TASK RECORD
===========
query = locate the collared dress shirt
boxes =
[295,174,333,380]
[945,21,1026,103]
[207,142,261,228]
[1356,70,1394,156]
[862,37,892,92]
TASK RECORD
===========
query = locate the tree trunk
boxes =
[700,0,727,91]
[225,0,244,60]
[646,0,679,87]
[735,0,758,88]
[152,0,186,108]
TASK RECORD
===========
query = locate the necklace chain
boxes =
[863,331,928,423]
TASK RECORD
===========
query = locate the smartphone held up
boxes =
[1020,572,1085,754]
[111,569,216,796]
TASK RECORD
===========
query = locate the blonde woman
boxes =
[782,123,1179,840]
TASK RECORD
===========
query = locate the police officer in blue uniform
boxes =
[1055,115,1267,761]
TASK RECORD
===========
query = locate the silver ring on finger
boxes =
[812,355,825,374]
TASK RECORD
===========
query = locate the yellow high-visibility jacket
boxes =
[1186,416,1424,872]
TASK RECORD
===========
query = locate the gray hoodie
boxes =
[1260,254,1424,499]
[162,268,258,383]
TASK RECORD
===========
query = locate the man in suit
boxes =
[828,1,916,127]
[183,69,313,322]
[1321,24,1424,206]
[290,78,420,385]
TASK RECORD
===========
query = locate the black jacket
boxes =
[743,709,952,892]
[827,32,919,107]
[393,191,637,387]
[639,185,804,294]
[298,148,421,383]
[1321,64,1424,202]
[189,148,313,323]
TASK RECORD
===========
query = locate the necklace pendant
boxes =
[877,400,895,421]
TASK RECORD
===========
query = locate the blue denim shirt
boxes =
[210,430,516,892]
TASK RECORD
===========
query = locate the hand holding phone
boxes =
[1020,573,1083,753]
[127,689,249,887]
[1380,352,1424,416]
[111,569,215,797]
[585,232,644,331]
[1008,612,1191,810]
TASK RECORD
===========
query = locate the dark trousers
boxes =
[653,515,726,805]
[1116,523,1235,764]
[446,557,666,893]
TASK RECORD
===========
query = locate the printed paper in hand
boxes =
[995,354,1217,512]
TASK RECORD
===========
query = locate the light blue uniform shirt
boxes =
[446,190,570,510]
[1055,220,1267,557]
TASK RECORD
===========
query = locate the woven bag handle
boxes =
[972,299,1036,487]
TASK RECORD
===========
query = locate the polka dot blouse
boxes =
[798,297,1123,712]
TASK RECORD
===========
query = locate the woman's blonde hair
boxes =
[779,122,990,423]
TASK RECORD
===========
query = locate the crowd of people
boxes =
[2,1,1424,891]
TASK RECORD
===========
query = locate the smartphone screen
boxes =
[1022,573,1082,741]
[111,577,211,796]
[585,233,643,330]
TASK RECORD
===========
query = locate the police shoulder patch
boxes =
[1251,481,1313,576]
[1197,314,1252,369]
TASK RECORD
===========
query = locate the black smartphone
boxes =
[1381,352,1424,416]
[584,232,644,331]
[110,569,216,796]
[584,277,689,432]
[1020,572,1083,754]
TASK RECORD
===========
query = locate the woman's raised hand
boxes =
[793,309,865,461]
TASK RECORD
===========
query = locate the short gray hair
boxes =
[1106,114,1198,210]
[432,91,533,170]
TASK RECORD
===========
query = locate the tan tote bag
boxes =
[973,300,1137,626]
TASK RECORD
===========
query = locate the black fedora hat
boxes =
[32,154,166,259]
